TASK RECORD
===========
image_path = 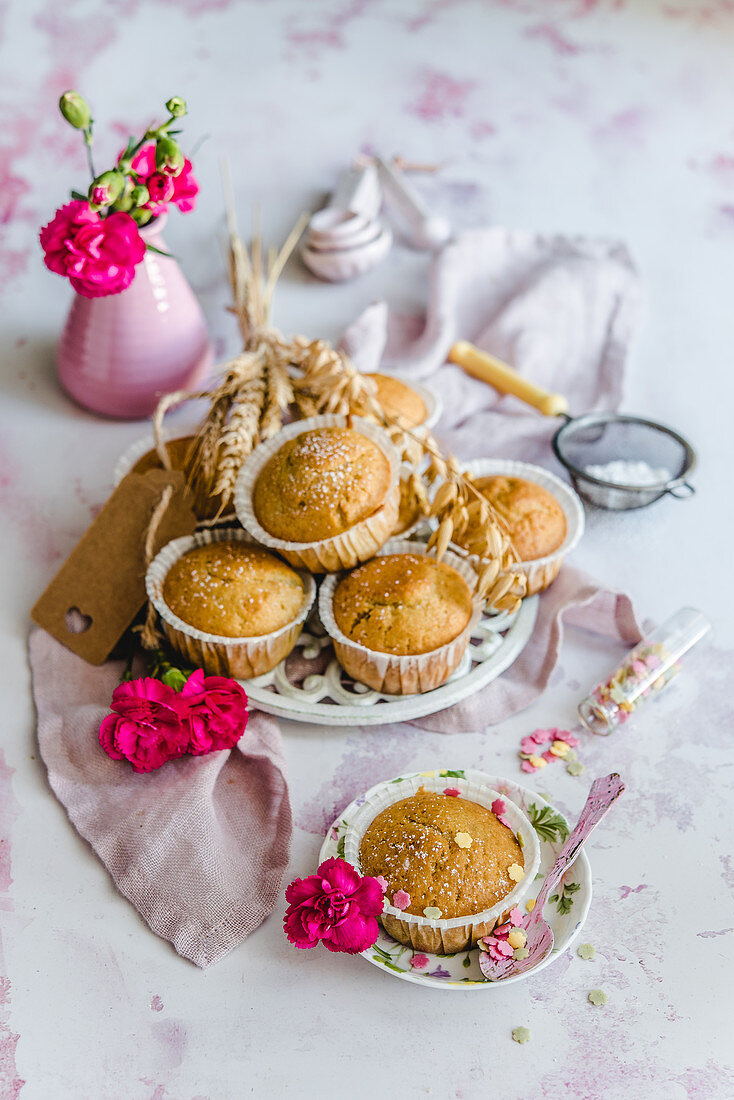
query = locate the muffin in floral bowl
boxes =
[343,771,540,954]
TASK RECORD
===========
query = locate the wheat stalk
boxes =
[149,163,526,613]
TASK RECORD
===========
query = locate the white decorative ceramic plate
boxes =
[318,770,592,989]
[243,598,537,726]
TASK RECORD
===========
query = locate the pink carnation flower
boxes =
[283,857,383,954]
[146,171,175,207]
[40,201,146,298]
[99,677,189,773]
[179,669,249,755]
[129,143,199,214]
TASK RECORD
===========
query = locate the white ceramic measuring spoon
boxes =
[302,161,392,281]
[375,156,452,250]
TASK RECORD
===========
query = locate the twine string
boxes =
[137,485,174,651]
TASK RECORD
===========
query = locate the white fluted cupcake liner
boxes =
[319,539,482,695]
[344,772,541,954]
[453,459,585,596]
[146,527,316,679]
[114,431,236,526]
[233,414,401,574]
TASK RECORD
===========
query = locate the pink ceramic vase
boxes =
[56,215,214,419]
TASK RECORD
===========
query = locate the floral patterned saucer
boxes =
[318,769,592,990]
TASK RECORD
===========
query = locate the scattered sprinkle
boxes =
[508,863,524,882]
[455,832,473,849]
[375,875,388,893]
[567,760,585,777]
[423,906,442,920]
[588,989,607,1007]
[508,908,524,926]
[507,929,527,949]
[526,898,536,912]
[392,890,410,910]
[514,946,530,960]
[491,799,507,816]
[519,728,582,773]
[550,740,570,757]
[512,1026,531,1044]
[577,943,596,960]
[443,787,460,797]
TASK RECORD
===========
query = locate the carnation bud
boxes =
[88,170,125,209]
[131,207,153,226]
[130,184,150,207]
[155,136,185,176]
[160,667,189,692]
[165,97,187,118]
[117,157,132,174]
[59,90,91,130]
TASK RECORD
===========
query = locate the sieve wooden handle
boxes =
[448,340,569,418]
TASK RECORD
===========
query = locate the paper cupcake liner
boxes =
[114,431,235,526]
[453,459,585,596]
[319,538,482,695]
[233,414,401,574]
[344,772,541,954]
[412,379,442,431]
[145,527,316,678]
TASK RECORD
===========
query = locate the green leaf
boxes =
[566,882,581,894]
[336,834,346,859]
[549,894,559,903]
[440,769,466,779]
[145,243,177,260]
[527,802,570,843]
[70,189,89,202]
[462,954,471,968]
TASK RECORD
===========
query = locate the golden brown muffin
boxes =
[163,541,305,638]
[333,553,472,656]
[390,475,423,536]
[253,427,392,543]
[360,789,525,919]
[131,436,225,521]
[458,475,566,561]
[366,373,428,428]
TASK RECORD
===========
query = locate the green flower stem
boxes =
[83,123,96,181]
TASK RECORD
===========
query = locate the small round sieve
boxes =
[449,342,697,512]
[552,413,696,510]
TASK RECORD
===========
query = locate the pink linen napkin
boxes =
[414,564,642,733]
[29,626,292,968]
[342,226,640,466]
[340,225,643,730]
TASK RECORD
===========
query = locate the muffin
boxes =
[366,373,428,429]
[343,773,540,954]
[253,426,391,542]
[320,544,479,694]
[146,530,315,678]
[163,541,306,637]
[459,475,566,561]
[129,435,226,522]
[361,789,525,922]
[235,416,400,573]
[390,474,424,537]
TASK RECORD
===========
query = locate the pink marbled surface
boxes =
[1,1,733,1098]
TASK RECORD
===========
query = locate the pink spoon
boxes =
[479,773,625,982]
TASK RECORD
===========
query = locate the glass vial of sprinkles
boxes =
[577,607,711,735]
